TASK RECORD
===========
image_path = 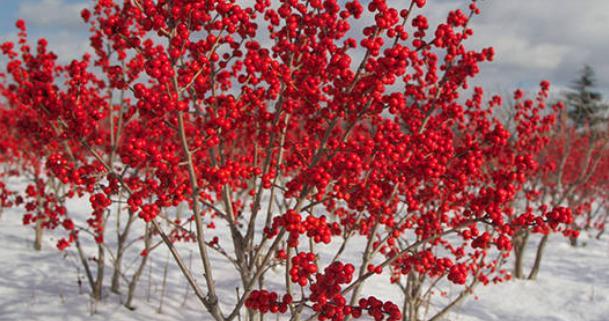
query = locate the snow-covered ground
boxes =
[454,234,609,321]
[1,196,608,321]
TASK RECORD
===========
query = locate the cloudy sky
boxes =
[1,0,608,96]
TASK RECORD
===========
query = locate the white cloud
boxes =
[472,28,573,70]
[469,0,609,94]
[18,0,87,29]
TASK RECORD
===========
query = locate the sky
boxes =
[1,0,608,97]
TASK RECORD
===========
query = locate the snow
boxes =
[453,234,609,321]
[1,180,608,321]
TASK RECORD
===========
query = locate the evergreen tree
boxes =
[563,65,608,129]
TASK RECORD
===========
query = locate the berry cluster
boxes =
[290,252,318,286]
[245,290,291,314]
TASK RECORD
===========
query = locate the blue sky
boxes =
[0,1,19,32]
[0,0,89,60]
[1,0,609,97]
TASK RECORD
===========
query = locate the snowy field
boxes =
[0,189,608,321]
